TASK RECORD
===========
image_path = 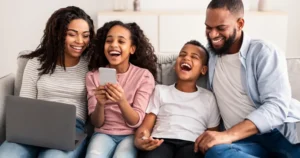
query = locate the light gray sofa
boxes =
[0,51,299,145]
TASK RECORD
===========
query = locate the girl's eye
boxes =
[83,35,90,38]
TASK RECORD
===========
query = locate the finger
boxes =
[108,83,124,93]
[94,90,106,95]
[199,136,214,154]
[106,84,121,94]
[194,134,204,152]
[146,139,164,151]
[106,87,119,100]
[96,86,106,90]
[106,92,116,102]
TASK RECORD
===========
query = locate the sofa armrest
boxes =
[0,73,15,144]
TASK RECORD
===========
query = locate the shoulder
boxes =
[248,39,283,59]
[131,64,155,81]
[24,57,40,72]
[86,69,98,79]
[197,86,215,100]
[154,84,173,94]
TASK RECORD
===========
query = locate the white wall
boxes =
[1,0,300,77]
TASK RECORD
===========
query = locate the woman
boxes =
[0,6,95,158]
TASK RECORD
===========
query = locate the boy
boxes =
[134,40,220,158]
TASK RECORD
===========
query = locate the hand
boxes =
[105,83,126,104]
[94,85,108,106]
[194,131,233,154]
[134,130,164,151]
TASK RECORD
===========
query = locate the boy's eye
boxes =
[192,55,199,59]
[118,40,125,44]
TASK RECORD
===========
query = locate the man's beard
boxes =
[207,29,237,56]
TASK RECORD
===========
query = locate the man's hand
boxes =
[134,130,164,151]
[194,131,233,154]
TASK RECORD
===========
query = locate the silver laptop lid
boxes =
[5,95,76,151]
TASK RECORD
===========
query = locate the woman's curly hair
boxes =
[21,6,95,75]
[88,20,157,80]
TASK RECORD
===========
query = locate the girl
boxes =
[0,6,95,158]
[85,20,157,158]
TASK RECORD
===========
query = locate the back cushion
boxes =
[14,50,31,96]
[287,58,300,100]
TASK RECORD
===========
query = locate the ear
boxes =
[237,18,245,31]
[200,66,208,75]
[130,45,136,55]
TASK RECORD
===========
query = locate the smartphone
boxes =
[99,68,117,85]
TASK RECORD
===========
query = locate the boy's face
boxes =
[175,44,208,82]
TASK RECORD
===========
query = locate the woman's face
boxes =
[64,19,90,59]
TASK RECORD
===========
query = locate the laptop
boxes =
[5,95,87,151]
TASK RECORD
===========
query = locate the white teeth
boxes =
[181,63,191,69]
[109,51,121,55]
[71,46,83,50]
[212,38,222,43]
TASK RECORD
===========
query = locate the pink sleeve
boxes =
[86,71,98,115]
[127,71,155,128]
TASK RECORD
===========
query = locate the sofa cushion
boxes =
[0,74,15,144]
[14,50,31,96]
[287,58,300,100]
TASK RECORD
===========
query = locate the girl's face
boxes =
[64,19,90,60]
[104,25,136,67]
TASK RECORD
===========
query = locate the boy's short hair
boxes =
[184,40,209,65]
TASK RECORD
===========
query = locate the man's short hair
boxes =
[207,0,244,17]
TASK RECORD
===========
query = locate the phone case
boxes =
[99,68,117,85]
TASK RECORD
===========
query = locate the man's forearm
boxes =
[226,119,259,142]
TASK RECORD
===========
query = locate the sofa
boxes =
[0,51,300,145]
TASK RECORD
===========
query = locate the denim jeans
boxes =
[85,133,136,158]
[0,119,87,158]
[205,129,300,158]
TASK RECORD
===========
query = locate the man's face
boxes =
[205,8,240,55]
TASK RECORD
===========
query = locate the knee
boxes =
[205,144,231,158]
[113,150,136,158]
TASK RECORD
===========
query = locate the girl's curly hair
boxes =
[21,6,95,75]
[88,20,157,80]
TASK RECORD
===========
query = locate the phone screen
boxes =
[99,68,117,85]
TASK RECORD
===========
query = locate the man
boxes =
[194,0,300,157]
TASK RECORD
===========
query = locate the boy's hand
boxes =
[94,85,108,106]
[134,130,164,151]
[105,83,126,104]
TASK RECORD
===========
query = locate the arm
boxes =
[134,86,164,150]
[196,45,290,153]
[106,72,155,127]
[86,73,105,128]
[246,45,291,134]
[135,113,157,141]
[19,58,39,99]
